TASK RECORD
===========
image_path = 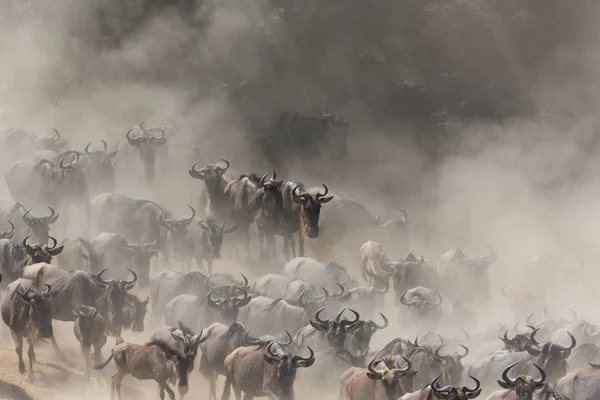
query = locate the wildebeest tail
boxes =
[93,352,114,370]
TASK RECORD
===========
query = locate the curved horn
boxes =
[280,331,292,346]
[122,269,138,287]
[48,236,58,249]
[244,330,263,346]
[335,308,347,322]
[501,362,518,385]
[373,313,389,330]
[367,357,383,377]
[432,290,443,306]
[266,341,282,360]
[52,128,61,140]
[189,162,205,179]
[46,206,58,223]
[139,117,148,131]
[316,184,329,199]
[239,273,249,289]
[0,221,15,238]
[183,206,196,223]
[323,106,332,118]
[84,142,93,154]
[314,308,329,325]
[397,208,408,224]
[565,331,577,350]
[458,344,469,359]
[399,290,412,306]
[339,309,360,328]
[159,208,174,226]
[533,363,546,384]
[216,159,230,172]
[434,345,446,360]
[431,376,451,395]
[483,246,498,264]
[292,184,310,200]
[298,288,309,308]
[379,253,394,273]
[463,376,481,393]
[294,346,315,363]
[23,235,31,248]
[501,285,514,299]
[42,284,51,296]
[271,171,277,180]
[530,328,540,346]
[96,269,114,285]
[258,172,269,187]
[100,140,108,153]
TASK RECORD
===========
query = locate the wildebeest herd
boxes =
[0,114,596,400]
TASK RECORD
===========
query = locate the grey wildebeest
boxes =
[1,279,54,380]
[21,206,59,244]
[184,217,237,273]
[6,152,90,236]
[555,362,600,400]
[486,363,553,400]
[408,343,468,389]
[224,171,283,260]
[398,376,482,400]
[188,159,233,221]
[73,305,108,379]
[436,247,497,303]
[159,206,196,264]
[122,292,150,333]
[124,124,166,184]
[0,199,27,240]
[293,308,361,352]
[399,286,443,320]
[340,356,417,400]
[81,140,118,196]
[257,181,333,260]
[222,340,315,400]
[283,257,356,293]
[0,235,64,289]
[94,332,205,400]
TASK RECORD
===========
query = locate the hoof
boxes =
[27,373,35,382]
[18,364,25,374]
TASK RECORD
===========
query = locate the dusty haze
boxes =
[0,0,600,398]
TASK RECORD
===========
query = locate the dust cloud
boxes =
[0,0,600,398]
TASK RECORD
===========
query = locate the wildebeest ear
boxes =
[366,372,382,380]
[49,245,64,256]
[292,196,306,205]
[497,380,512,389]
[319,196,334,204]
[466,389,482,398]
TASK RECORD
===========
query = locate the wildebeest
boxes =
[0,235,64,288]
[80,140,118,196]
[159,206,196,263]
[526,309,578,337]
[293,308,361,351]
[222,341,315,400]
[188,159,233,221]
[94,333,205,400]
[124,125,166,184]
[555,362,600,400]
[283,257,355,293]
[223,171,283,260]
[73,305,107,379]
[341,356,416,400]
[250,273,294,299]
[498,327,538,353]
[1,279,54,380]
[257,181,333,260]
[379,252,441,305]
[567,342,600,369]
[486,363,553,400]
[398,376,482,400]
[408,343,468,389]
[0,199,27,240]
[184,217,237,273]
[21,206,59,244]
[399,286,443,320]
[436,247,498,303]
[122,292,149,333]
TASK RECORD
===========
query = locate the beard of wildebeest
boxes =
[125,127,166,185]
[22,206,59,245]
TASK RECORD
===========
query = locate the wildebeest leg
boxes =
[242,227,251,261]
[257,226,266,260]
[159,380,176,400]
[114,371,127,400]
[27,338,35,380]
[209,372,217,400]
[81,344,91,379]
[12,331,25,374]
[265,232,276,259]
[298,231,304,257]
[50,334,66,361]
[243,394,255,400]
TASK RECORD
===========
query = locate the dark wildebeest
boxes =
[345,313,389,354]
[293,308,362,352]
[408,343,468,389]
[159,206,196,264]
[486,363,554,400]
[21,206,59,245]
[125,124,166,184]
[222,341,315,400]
[224,171,283,260]
[184,217,237,273]
[307,199,409,262]
[341,356,416,400]
[398,376,482,400]
[81,140,118,196]
[498,327,539,353]
[0,235,63,289]
[73,305,108,379]
[466,330,576,386]
[436,247,498,303]
[399,286,443,320]
[122,292,149,333]
[257,181,333,260]
[94,333,205,400]
[555,361,600,400]
[1,279,53,380]
[188,159,234,221]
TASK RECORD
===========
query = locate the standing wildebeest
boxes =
[0,235,64,289]
[400,287,443,320]
[408,344,468,389]
[1,279,54,380]
[73,305,107,379]
[224,172,283,259]
[293,308,361,351]
[486,363,553,400]
[21,206,59,244]
[6,152,90,236]
[222,341,315,400]
[189,159,233,221]
[398,376,482,400]
[184,217,237,273]
[122,293,149,333]
[125,125,166,184]
[94,332,205,400]
[307,199,409,262]
[436,247,498,303]
[341,356,416,400]
[159,206,196,264]
[555,362,600,400]
[81,140,118,196]
[257,181,333,260]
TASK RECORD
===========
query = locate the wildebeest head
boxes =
[200,217,237,259]
[72,305,101,347]
[93,268,138,325]
[298,283,349,317]
[349,313,389,353]
[245,329,293,348]
[35,153,89,201]
[22,206,58,244]
[322,106,349,160]
[497,363,546,400]
[253,171,284,220]
[18,282,54,338]
[160,206,196,261]
[123,293,149,332]
[82,140,118,192]
[0,221,15,240]
[31,128,68,152]
[350,271,390,302]
[375,209,409,229]
[291,184,333,239]
[206,284,251,323]
[382,252,425,294]
[525,329,576,382]
[263,342,315,400]
[499,326,538,352]
[125,123,166,183]
[429,375,482,400]
[400,287,443,318]
[120,236,161,288]
[23,235,64,263]
[526,309,578,336]
[366,356,417,390]
[432,344,469,385]
[160,330,206,389]
[310,308,361,349]
[188,159,230,198]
